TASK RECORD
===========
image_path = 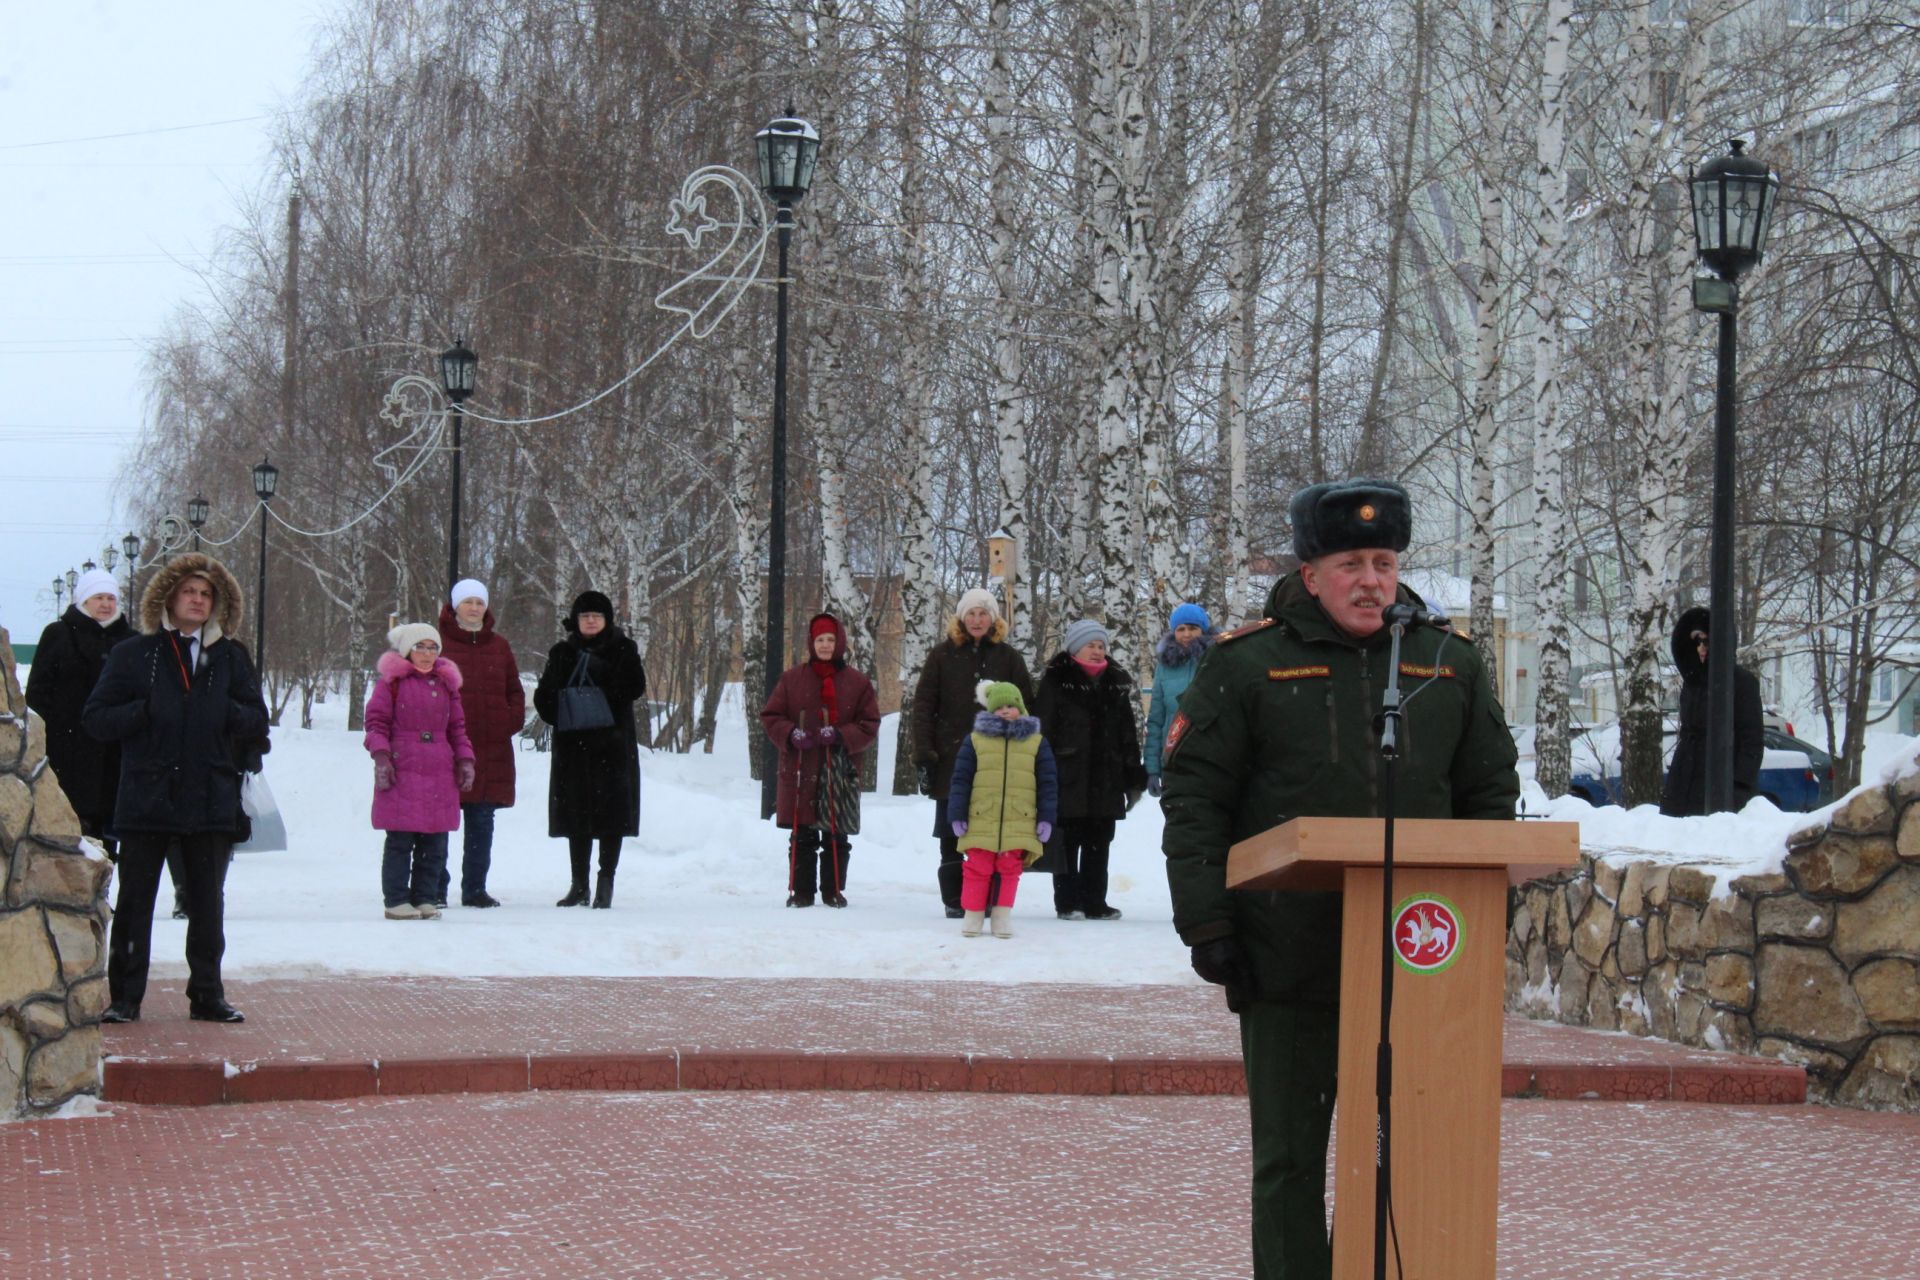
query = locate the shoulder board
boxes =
[1216,618,1277,644]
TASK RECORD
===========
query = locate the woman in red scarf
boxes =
[760,613,882,907]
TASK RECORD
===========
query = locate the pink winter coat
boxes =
[364,651,475,833]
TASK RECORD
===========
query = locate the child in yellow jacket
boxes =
[946,681,1060,938]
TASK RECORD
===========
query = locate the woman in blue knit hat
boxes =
[1145,602,1215,798]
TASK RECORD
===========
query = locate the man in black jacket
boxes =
[84,554,269,1024]
[1660,605,1764,816]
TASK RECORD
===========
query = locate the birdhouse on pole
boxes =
[987,528,1017,622]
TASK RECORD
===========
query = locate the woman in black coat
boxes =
[532,590,646,908]
[1032,618,1147,921]
[26,568,135,846]
[908,588,1036,916]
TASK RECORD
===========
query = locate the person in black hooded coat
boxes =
[1033,618,1148,920]
[1661,605,1764,816]
[533,590,646,907]
[26,570,136,845]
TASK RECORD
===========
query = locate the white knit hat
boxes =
[450,578,489,608]
[388,622,441,655]
[955,587,999,620]
[72,568,120,607]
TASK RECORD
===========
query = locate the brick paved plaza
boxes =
[5,978,1914,1278]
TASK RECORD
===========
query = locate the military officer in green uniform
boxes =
[1161,478,1519,1280]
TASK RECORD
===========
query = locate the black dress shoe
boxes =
[188,999,246,1024]
[822,892,848,908]
[101,1003,140,1024]
[462,892,502,908]
[944,905,965,919]
[786,893,815,908]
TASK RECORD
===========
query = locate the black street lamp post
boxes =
[1689,138,1779,814]
[253,457,280,669]
[187,495,209,552]
[754,113,821,819]
[439,339,478,592]
[121,532,139,599]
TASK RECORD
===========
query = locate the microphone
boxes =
[1382,602,1452,631]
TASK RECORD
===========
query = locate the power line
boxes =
[0,114,268,151]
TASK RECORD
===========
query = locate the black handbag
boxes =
[556,651,614,733]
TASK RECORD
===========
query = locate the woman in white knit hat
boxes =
[907,588,1035,916]
[27,567,139,858]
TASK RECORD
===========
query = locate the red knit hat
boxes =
[809,615,838,639]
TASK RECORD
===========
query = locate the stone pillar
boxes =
[1,626,113,1117]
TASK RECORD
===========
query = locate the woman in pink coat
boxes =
[364,623,475,919]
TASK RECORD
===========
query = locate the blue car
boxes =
[1569,726,1827,813]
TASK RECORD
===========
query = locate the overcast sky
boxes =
[1,1,323,640]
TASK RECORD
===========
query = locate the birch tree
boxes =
[987,0,1033,653]
[1467,0,1514,679]
[1529,0,1576,798]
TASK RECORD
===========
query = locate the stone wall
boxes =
[1507,759,1920,1111]
[1,626,112,1117]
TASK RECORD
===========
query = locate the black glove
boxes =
[1147,775,1164,797]
[916,764,934,798]
[1190,937,1257,1013]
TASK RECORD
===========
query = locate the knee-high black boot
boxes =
[592,838,622,909]
[558,837,591,907]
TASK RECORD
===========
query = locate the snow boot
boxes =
[961,910,985,938]
[990,906,1013,939]
[592,872,615,909]
[556,882,590,907]
[415,901,442,920]
[384,903,421,920]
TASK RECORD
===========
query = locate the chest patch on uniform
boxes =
[1398,663,1456,679]
[1163,711,1192,760]
[1267,665,1331,681]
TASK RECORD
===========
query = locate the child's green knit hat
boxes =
[977,680,1027,714]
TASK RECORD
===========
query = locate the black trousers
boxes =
[1242,1002,1339,1280]
[1048,817,1116,913]
[109,831,232,1010]
[788,826,851,897]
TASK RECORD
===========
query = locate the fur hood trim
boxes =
[972,710,1042,740]
[376,649,465,690]
[947,615,1009,646]
[1156,628,1215,668]
[137,552,245,644]
[1044,649,1134,688]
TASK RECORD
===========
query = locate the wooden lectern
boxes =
[1227,817,1580,1280]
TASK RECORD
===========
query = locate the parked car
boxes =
[1564,719,1827,813]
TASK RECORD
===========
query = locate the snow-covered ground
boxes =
[22,663,1917,985]
[180,684,1201,987]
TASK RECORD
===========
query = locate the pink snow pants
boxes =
[960,848,1025,911]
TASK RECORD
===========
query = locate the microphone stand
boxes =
[1372,618,1408,1280]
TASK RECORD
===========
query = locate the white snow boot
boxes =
[990,906,1013,939]
[961,910,985,937]
[384,903,421,920]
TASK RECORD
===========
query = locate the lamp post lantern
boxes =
[64,567,78,595]
[1689,138,1779,814]
[187,495,209,552]
[102,545,118,574]
[439,338,478,592]
[253,456,280,670]
[753,113,821,819]
[52,576,66,614]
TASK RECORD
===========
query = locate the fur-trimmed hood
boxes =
[1155,628,1214,668]
[972,710,1042,740]
[137,552,245,644]
[376,650,465,689]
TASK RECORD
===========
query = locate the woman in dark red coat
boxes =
[760,613,881,908]
[436,579,526,908]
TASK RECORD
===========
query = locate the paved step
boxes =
[101,976,1804,1107]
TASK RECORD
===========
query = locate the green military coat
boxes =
[1161,572,1520,1005]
